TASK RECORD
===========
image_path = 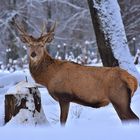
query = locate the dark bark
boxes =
[5,87,42,124]
[87,0,119,67]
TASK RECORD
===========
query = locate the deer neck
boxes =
[29,50,55,79]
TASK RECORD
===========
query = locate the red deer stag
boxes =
[13,20,139,125]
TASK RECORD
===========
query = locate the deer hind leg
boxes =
[59,100,70,125]
[110,88,139,123]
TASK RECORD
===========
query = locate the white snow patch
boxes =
[0,66,139,139]
[6,108,48,127]
[6,81,43,95]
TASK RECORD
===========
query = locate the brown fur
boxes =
[29,50,139,124]
[14,21,139,124]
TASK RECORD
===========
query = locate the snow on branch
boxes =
[61,9,88,32]
[0,11,18,29]
[43,0,85,11]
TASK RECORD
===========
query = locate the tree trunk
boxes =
[87,0,118,67]
[87,0,140,81]
[5,82,47,126]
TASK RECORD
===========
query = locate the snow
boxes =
[6,81,43,95]
[0,70,33,94]
[0,67,140,139]
[0,124,140,140]
[92,0,140,82]
[6,108,47,127]
[5,81,47,126]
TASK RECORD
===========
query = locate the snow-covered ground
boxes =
[0,66,140,140]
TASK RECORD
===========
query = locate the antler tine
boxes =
[40,21,47,37]
[40,21,56,37]
[49,21,56,33]
[12,17,28,36]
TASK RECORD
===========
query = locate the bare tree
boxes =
[118,0,140,55]
[0,0,139,68]
[0,0,95,65]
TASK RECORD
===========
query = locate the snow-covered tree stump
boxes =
[5,81,47,126]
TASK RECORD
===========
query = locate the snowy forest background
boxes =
[0,0,140,71]
[0,0,140,139]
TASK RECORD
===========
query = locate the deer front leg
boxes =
[59,100,70,125]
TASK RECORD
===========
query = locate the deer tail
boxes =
[120,70,138,97]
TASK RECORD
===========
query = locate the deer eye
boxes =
[31,52,36,58]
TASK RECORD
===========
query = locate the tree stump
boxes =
[5,81,47,126]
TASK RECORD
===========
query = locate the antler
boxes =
[40,21,56,37]
[39,21,56,44]
[40,21,47,37]
[12,17,29,37]
[12,17,56,44]
[49,21,56,33]
[12,17,33,44]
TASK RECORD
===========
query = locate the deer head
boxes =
[13,19,56,63]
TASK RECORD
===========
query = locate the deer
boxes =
[13,19,139,125]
